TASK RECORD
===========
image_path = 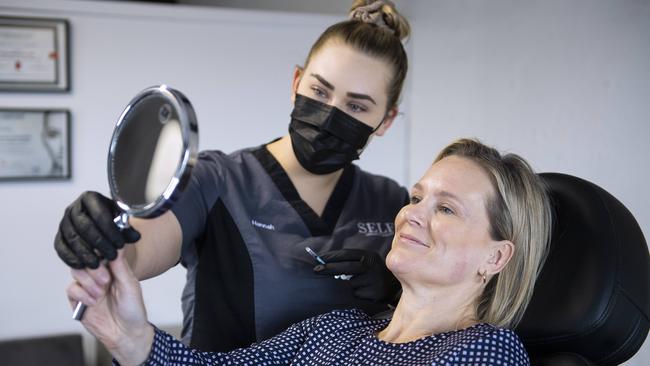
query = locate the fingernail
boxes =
[314,265,324,271]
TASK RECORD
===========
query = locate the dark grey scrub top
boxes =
[171,143,408,353]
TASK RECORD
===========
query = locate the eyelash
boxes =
[309,86,368,113]
[311,86,327,99]
[438,205,454,215]
[347,103,367,113]
[409,195,455,215]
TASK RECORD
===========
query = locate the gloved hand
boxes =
[54,191,141,269]
[313,249,401,305]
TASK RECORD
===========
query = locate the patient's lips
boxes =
[398,232,429,248]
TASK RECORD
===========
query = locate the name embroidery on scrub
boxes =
[252,219,275,231]
[357,222,395,237]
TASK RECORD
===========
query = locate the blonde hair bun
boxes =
[349,0,411,41]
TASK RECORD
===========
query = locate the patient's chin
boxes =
[385,249,410,275]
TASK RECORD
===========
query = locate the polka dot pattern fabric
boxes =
[143,309,530,365]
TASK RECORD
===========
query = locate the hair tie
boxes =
[349,0,396,34]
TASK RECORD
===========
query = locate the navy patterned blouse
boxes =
[142,309,530,365]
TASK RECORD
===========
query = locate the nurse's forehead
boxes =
[304,45,392,88]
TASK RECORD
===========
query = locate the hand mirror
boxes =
[72,85,198,320]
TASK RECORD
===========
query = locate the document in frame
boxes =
[0,110,70,180]
[0,17,69,91]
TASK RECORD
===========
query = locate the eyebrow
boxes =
[347,92,376,105]
[310,73,377,105]
[438,190,463,203]
[413,183,465,206]
[311,73,335,90]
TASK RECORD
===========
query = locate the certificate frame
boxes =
[0,108,71,181]
[0,16,70,92]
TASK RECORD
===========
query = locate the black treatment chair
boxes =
[516,173,649,365]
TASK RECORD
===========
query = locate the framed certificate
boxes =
[0,16,69,92]
[0,109,71,180]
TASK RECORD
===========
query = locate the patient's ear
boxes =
[486,240,514,275]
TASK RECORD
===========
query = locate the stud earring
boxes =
[480,270,487,284]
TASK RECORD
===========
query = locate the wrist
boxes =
[111,323,155,366]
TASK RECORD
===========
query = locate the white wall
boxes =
[407,0,649,364]
[178,0,352,15]
[0,0,648,364]
[0,0,407,364]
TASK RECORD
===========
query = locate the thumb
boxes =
[314,261,366,275]
[108,249,138,287]
[319,249,367,263]
[121,227,141,244]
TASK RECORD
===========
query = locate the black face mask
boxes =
[289,94,382,175]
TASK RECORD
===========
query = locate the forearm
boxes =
[137,320,310,366]
[126,212,183,280]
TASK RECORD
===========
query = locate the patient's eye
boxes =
[409,195,422,204]
[438,205,454,215]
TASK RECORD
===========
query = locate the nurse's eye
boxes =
[347,102,368,113]
[311,86,328,99]
[409,195,422,204]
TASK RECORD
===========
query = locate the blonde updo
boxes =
[349,0,410,41]
[303,0,410,109]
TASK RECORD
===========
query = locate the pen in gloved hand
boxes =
[305,247,353,280]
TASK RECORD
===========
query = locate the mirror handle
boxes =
[72,302,86,321]
[73,212,130,321]
[114,212,130,229]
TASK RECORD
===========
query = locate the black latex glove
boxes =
[54,191,141,269]
[313,249,401,305]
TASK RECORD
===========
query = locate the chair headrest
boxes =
[516,173,649,365]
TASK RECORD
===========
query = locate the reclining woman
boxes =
[66,138,552,366]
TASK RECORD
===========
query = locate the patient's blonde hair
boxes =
[435,138,552,329]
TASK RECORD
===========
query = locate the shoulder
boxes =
[174,147,260,211]
[480,326,528,352]
[191,150,229,177]
[192,146,262,177]
[353,166,408,203]
[196,146,256,166]
[355,166,404,192]
[452,325,530,365]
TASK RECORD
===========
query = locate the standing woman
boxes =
[54,0,411,353]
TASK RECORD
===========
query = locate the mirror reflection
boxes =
[110,94,184,208]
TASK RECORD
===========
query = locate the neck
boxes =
[266,135,343,216]
[266,135,343,185]
[378,283,480,344]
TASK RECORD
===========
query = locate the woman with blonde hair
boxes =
[56,0,413,353]
[67,138,552,365]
